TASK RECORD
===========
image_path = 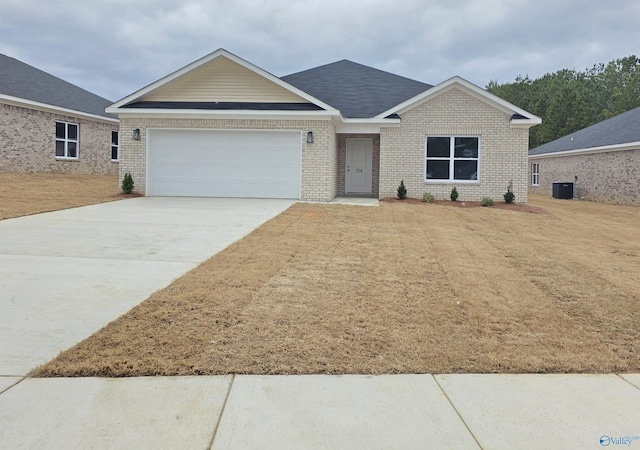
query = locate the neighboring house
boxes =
[0,54,119,175]
[529,106,640,206]
[107,49,540,202]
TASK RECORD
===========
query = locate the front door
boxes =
[346,139,373,194]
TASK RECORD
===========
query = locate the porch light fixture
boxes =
[132,128,141,141]
[306,131,314,144]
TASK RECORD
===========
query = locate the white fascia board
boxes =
[529,141,640,159]
[1,94,119,124]
[107,48,338,113]
[341,118,401,124]
[113,110,336,121]
[335,118,401,133]
[510,118,543,128]
[375,76,542,125]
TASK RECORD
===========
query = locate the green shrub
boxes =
[422,192,435,203]
[482,196,495,207]
[122,172,134,194]
[504,180,515,204]
[397,180,407,199]
[450,186,459,202]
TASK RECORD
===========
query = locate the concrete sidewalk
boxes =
[1,373,639,449]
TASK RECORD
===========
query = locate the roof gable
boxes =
[281,60,432,118]
[109,49,336,113]
[377,76,541,127]
[0,54,115,120]
[529,106,640,156]
[140,56,308,104]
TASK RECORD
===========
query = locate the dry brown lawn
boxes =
[0,173,123,220]
[33,196,640,377]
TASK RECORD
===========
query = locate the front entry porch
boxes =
[336,133,380,198]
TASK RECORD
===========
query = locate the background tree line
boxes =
[486,55,640,149]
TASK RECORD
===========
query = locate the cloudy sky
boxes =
[1,0,638,102]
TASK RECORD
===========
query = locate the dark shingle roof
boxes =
[281,60,432,118]
[0,54,115,119]
[529,106,640,156]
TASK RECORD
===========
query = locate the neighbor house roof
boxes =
[0,54,116,120]
[281,60,432,118]
[529,106,640,157]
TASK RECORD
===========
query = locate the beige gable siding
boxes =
[140,57,308,103]
[380,87,530,202]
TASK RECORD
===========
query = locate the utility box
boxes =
[552,182,574,199]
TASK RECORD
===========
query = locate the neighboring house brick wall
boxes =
[336,134,380,197]
[0,103,118,174]
[529,148,640,206]
[379,87,530,202]
[118,117,336,201]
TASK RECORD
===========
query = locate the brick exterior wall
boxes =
[379,87,530,202]
[336,134,380,197]
[529,148,640,206]
[0,103,119,174]
[118,117,336,201]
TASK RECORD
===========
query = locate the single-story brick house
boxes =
[529,106,640,206]
[107,49,540,202]
[0,54,119,175]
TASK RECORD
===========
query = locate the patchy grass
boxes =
[0,173,124,220]
[33,196,640,376]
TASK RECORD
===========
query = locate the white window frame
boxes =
[424,136,480,183]
[55,121,79,160]
[111,131,119,161]
[531,162,540,186]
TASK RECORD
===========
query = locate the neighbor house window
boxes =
[425,136,479,182]
[531,162,540,186]
[111,131,119,161]
[55,121,79,159]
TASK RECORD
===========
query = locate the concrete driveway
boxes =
[0,197,295,376]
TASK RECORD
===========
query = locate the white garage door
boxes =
[148,129,302,198]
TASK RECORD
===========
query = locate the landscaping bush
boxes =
[450,187,459,202]
[122,172,134,194]
[422,192,435,203]
[397,180,407,199]
[504,180,515,204]
[482,196,495,207]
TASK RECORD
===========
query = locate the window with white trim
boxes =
[55,121,78,159]
[111,131,119,161]
[531,162,540,186]
[425,136,479,182]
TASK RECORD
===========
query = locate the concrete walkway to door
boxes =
[0,197,295,377]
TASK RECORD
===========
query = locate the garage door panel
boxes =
[148,130,301,198]
[151,177,297,198]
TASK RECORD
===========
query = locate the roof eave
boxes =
[510,118,542,129]
[1,94,118,123]
[342,117,401,124]
[529,141,640,159]
[333,117,401,133]
[110,108,338,120]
